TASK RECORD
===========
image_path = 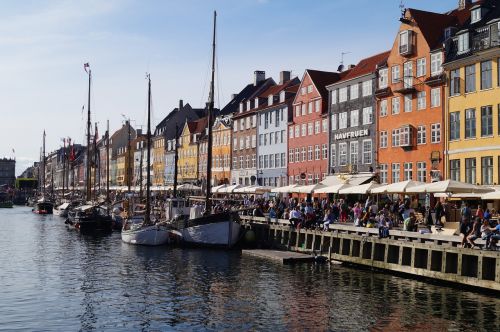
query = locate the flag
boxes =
[84,63,90,73]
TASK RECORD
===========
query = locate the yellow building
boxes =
[116,147,130,187]
[178,117,207,183]
[444,9,500,185]
[211,116,232,186]
[152,135,165,186]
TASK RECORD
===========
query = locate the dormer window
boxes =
[246,100,251,110]
[268,94,273,105]
[255,97,259,108]
[279,91,285,103]
[458,32,470,54]
[471,8,481,23]
[444,27,457,40]
[239,102,244,113]
[399,30,414,55]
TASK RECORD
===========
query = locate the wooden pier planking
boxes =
[242,249,315,264]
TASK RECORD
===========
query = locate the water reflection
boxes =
[0,207,498,331]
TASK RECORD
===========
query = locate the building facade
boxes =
[257,73,299,187]
[289,70,340,185]
[231,71,274,185]
[445,1,500,185]
[375,7,469,184]
[0,158,15,187]
[211,116,232,186]
[178,117,207,183]
[328,52,389,178]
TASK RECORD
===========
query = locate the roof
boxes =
[337,51,391,83]
[306,69,342,99]
[157,103,207,140]
[187,117,208,135]
[258,77,301,98]
[220,77,275,115]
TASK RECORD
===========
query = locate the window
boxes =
[251,134,256,148]
[430,88,440,108]
[403,162,413,181]
[400,126,412,146]
[380,99,388,117]
[465,109,476,138]
[233,138,238,150]
[416,58,426,77]
[322,144,327,159]
[247,155,251,168]
[379,164,388,184]
[392,163,400,183]
[307,122,313,135]
[308,102,313,114]
[449,112,460,141]
[308,146,313,161]
[380,131,388,148]
[331,114,337,130]
[315,100,321,113]
[379,68,388,89]
[307,85,313,93]
[362,107,373,125]
[301,124,306,136]
[417,162,426,182]
[331,144,336,167]
[450,159,460,181]
[350,141,358,165]
[241,118,245,130]
[362,80,372,96]
[339,87,347,103]
[339,143,347,166]
[458,33,469,54]
[239,138,244,150]
[269,154,274,168]
[322,118,328,132]
[362,139,372,164]
[417,91,426,110]
[289,149,294,163]
[331,90,337,104]
[246,136,251,149]
[465,158,476,184]
[350,84,358,100]
[417,125,426,145]
[281,153,285,167]
[280,130,285,143]
[392,65,400,83]
[481,105,493,136]
[295,148,299,162]
[233,157,238,169]
[263,134,267,146]
[399,30,410,54]
[392,97,400,115]
[315,120,320,134]
[431,123,441,143]
[481,156,493,185]
[339,112,348,129]
[465,64,475,93]
[403,61,413,88]
[301,87,306,95]
[350,110,359,127]
[404,94,412,112]
[295,125,300,137]
[481,60,492,90]
[295,105,301,117]
[264,155,268,168]
[240,156,244,169]
[289,127,294,139]
[392,128,400,147]
[430,52,443,75]
[471,8,481,23]
[301,104,306,116]
[450,69,460,96]
[315,145,320,160]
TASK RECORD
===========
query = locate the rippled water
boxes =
[0,207,498,331]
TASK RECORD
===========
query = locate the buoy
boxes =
[244,229,256,244]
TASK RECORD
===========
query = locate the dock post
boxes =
[457,253,463,276]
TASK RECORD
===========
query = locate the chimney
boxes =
[179,99,184,111]
[231,93,238,100]
[280,71,291,84]
[458,0,472,10]
[254,70,265,86]
[348,64,356,70]
[136,129,142,136]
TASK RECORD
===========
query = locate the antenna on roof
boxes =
[338,52,350,72]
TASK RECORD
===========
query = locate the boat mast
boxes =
[106,120,110,202]
[127,118,132,193]
[62,138,66,199]
[145,74,152,224]
[139,143,144,200]
[205,10,216,213]
[86,65,92,202]
[42,130,46,196]
[173,122,179,198]
[94,122,99,201]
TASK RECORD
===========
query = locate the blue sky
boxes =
[0,0,461,175]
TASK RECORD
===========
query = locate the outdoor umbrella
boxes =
[313,183,352,194]
[408,180,494,194]
[370,180,425,194]
[338,182,381,195]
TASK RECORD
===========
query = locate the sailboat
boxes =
[165,11,241,248]
[66,63,112,233]
[33,130,54,214]
[121,74,172,246]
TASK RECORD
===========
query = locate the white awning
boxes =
[339,182,381,195]
[409,180,494,194]
[293,183,326,194]
[313,183,352,194]
[177,184,202,191]
[320,173,374,186]
[371,180,425,194]
[271,184,298,193]
[217,184,242,193]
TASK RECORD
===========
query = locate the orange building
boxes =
[376,6,470,184]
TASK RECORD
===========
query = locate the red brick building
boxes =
[288,70,341,185]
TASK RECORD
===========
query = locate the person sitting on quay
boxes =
[480,219,493,249]
[353,202,362,227]
[289,206,303,229]
[466,217,482,249]
[403,212,418,232]
[460,202,472,248]
[322,208,335,231]
[486,222,500,249]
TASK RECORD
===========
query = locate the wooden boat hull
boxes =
[121,225,171,246]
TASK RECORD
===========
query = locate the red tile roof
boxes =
[338,50,391,82]
[306,70,341,99]
[187,116,208,135]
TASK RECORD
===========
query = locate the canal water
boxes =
[0,207,498,331]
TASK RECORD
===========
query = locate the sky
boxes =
[0,0,462,175]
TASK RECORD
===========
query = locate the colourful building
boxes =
[375,5,470,184]
[444,1,500,185]
[211,116,232,186]
[289,70,340,185]
[178,117,207,183]
[152,134,165,186]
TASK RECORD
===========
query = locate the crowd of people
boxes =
[239,194,500,249]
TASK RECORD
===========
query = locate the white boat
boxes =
[180,217,241,247]
[53,202,70,217]
[121,216,171,246]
